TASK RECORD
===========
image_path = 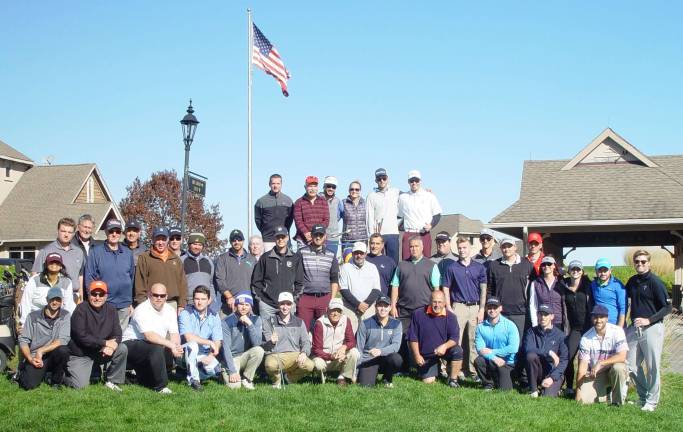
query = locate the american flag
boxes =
[252,23,291,97]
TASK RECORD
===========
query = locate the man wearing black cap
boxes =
[17,287,72,390]
[430,231,457,275]
[473,228,502,267]
[523,304,568,397]
[366,168,401,264]
[85,219,136,328]
[255,173,294,253]
[123,220,147,264]
[168,226,183,256]
[576,304,629,405]
[215,229,257,315]
[297,224,340,331]
[251,226,304,322]
[181,232,220,315]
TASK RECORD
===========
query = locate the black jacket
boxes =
[68,301,122,357]
[254,191,294,241]
[251,248,304,308]
[487,256,535,315]
[523,325,568,382]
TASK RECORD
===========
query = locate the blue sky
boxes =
[3,1,682,264]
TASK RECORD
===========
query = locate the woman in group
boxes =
[341,180,368,262]
[19,252,75,326]
[528,255,567,330]
[561,259,592,398]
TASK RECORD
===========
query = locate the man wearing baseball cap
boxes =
[17,287,71,390]
[526,232,545,277]
[473,297,519,391]
[66,281,128,391]
[297,223,340,331]
[590,258,626,326]
[523,304,568,397]
[339,241,383,332]
[320,175,344,255]
[168,226,183,257]
[366,168,401,263]
[221,292,264,390]
[19,252,76,326]
[397,169,442,259]
[292,175,330,249]
[263,292,314,388]
[576,304,629,405]
[181,232,220,314]
[255,173,294,253]
[473,228,502,267]
[85,219,136,328]
[312,298,359,386]
[215,229,257,315]
[251,226,304,322]
[123,219,147,264]
[134,226,188,311]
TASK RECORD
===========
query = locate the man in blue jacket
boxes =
[590,258,626,327]
[523,304,568,397]
[85,219,135,329]
[474,297,519,391]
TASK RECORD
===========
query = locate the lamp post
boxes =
[180,100,199,239]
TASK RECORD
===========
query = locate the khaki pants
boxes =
[342,304,376,333]
[578,363,628,405]
[232,346,265,382]
[453,302,479,375]
[313,348,360,381]
[265,352,315,385]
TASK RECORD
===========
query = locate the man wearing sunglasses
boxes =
[397,170,442,259]
[589,258,626,327]
[123,283,184,394]
[65,281,128,391]
[320,176,344,255]
[366,168,401,264]
[85,219,135,329]
[473,228,502,268]
[168,226,184,257]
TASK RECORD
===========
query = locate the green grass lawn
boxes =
[1,372,681,432]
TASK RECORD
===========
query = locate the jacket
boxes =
[356,315,402,364]
[320,193,343,236]
[221,312,263,374]
[181,252,219,313]
[251,248,304,308]
[562,276,593,332]
[523,325,568,382]
[311,315,355,360]
[528,276,568,329]
[85,242,135,309]
[18,308,71,354]
[366,186,401,235]
[293,195,330,242]
[342,196,368,242]
[487,255,535,315]
[254,191,294,241]
[68,301,122,357]
[262,313,310,355]
[214,249,257,300]
[134,249,188,307]
[474,314,519,365]
[590,276,627,325]
[19,273,75,326]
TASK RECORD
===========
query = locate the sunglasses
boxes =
[540,262,554,267]
[376,176,388,181]
[349,188,360,192]
[170,236,181,241]
[108,229,122,235]
[480,236,493,241]
[325,184,336,189]
[90,291,106,298]
[569,267,582,272]
[408,178,420,183]
[634,259,649,265]
[151,293,167,298]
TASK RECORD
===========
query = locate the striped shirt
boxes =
[299,246,339,295]
[578,323,628,371]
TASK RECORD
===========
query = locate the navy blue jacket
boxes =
[523,325,568,382]
[85,243,135,308]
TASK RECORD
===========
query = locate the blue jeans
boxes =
[184,341,221,383]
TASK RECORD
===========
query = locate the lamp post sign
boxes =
[188,171,207,197]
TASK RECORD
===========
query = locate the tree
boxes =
[119,170,227,255]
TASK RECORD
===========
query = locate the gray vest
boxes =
[325,195,341,236]
[397,258,435,311]
[342,197,367,242]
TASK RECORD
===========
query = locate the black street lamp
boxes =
[180,100,199,239]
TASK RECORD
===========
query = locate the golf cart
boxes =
[0,258,32,372]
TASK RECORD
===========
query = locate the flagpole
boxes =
[247,8,253,238]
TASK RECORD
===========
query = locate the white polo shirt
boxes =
[339,261,382,304]
[366,186,401,235]
[578,323,628,371]
[122,299,179,342]
[397,188,442,232]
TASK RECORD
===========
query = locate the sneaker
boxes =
[471,374,481,384]
[189,379,203,392]
[272,382,282,389]
[157,387,173,394]
[220,369,230,385]
[241,378,255,390]
[447,378,460,388]
[319,369,326,384]
[457,371,466,381]
[104,381,122,392]
[483,384,494,391]
[382,379,394,388]
[337,377,347,387]
[529,391,539,398]
[641,403,656,412]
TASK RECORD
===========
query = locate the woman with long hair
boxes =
[528,255,567,330]
[19,253,75,325]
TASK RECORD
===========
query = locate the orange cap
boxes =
[89,280,108,294]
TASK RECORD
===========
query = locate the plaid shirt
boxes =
[578,323,628,371]
[293,195,329,242]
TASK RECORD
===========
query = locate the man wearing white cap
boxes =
[366,168,402,263]
[339,242,383,332]
[473,228,502,267]
[397,169,442,259]
[262,292,314,388]
[312,298,360,386]
[320,175,344,255]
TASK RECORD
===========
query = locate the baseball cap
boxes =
[45,252,63,265]
[595,258,612,270]
[125,220,141,230]
[528,232,543,244]
[278,292,294,304]
[105,219,123,233]
[376,295,391,306]
[408,169,421,180]
[274,226,288,238]
[305,176,319,186]
[229,229,245,242]
[375,168,388,178]
[234,292,254,306]
[541,256,556,265]
[537,304,552,314]
[352,242,367,253]
[479,228,496,239]
[46,287,63,302]
[188,232,206,245]
[568,260,583,270]
[152,227,169,239]
[500,238,516,247]
[323,176,338,187]
[311,224,326,235]
[169,227,182,237]
[328,298,344,311]
[485,297,501,307]
[591,304,609,317]
[435,231,451,242]
[89,280,108,294]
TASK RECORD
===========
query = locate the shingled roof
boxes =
[0,164,122,242]
[0,139,33,165]
[438,213,483,235]
[490,129,683,225]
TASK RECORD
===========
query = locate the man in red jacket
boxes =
[293,176,330,249]
[311,298,359,386]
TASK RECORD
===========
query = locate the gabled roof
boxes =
[438,213,483,236]
[561,128,657,170]
[0,139,34,165]
[0,164,123,242]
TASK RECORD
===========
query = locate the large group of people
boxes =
[13,169,672,412]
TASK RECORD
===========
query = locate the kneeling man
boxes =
[221,292,264,390]
[523,304,568,397]
[312,298,360,386]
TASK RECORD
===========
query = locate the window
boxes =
[8,246,35,260]
[86,177,94,203]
